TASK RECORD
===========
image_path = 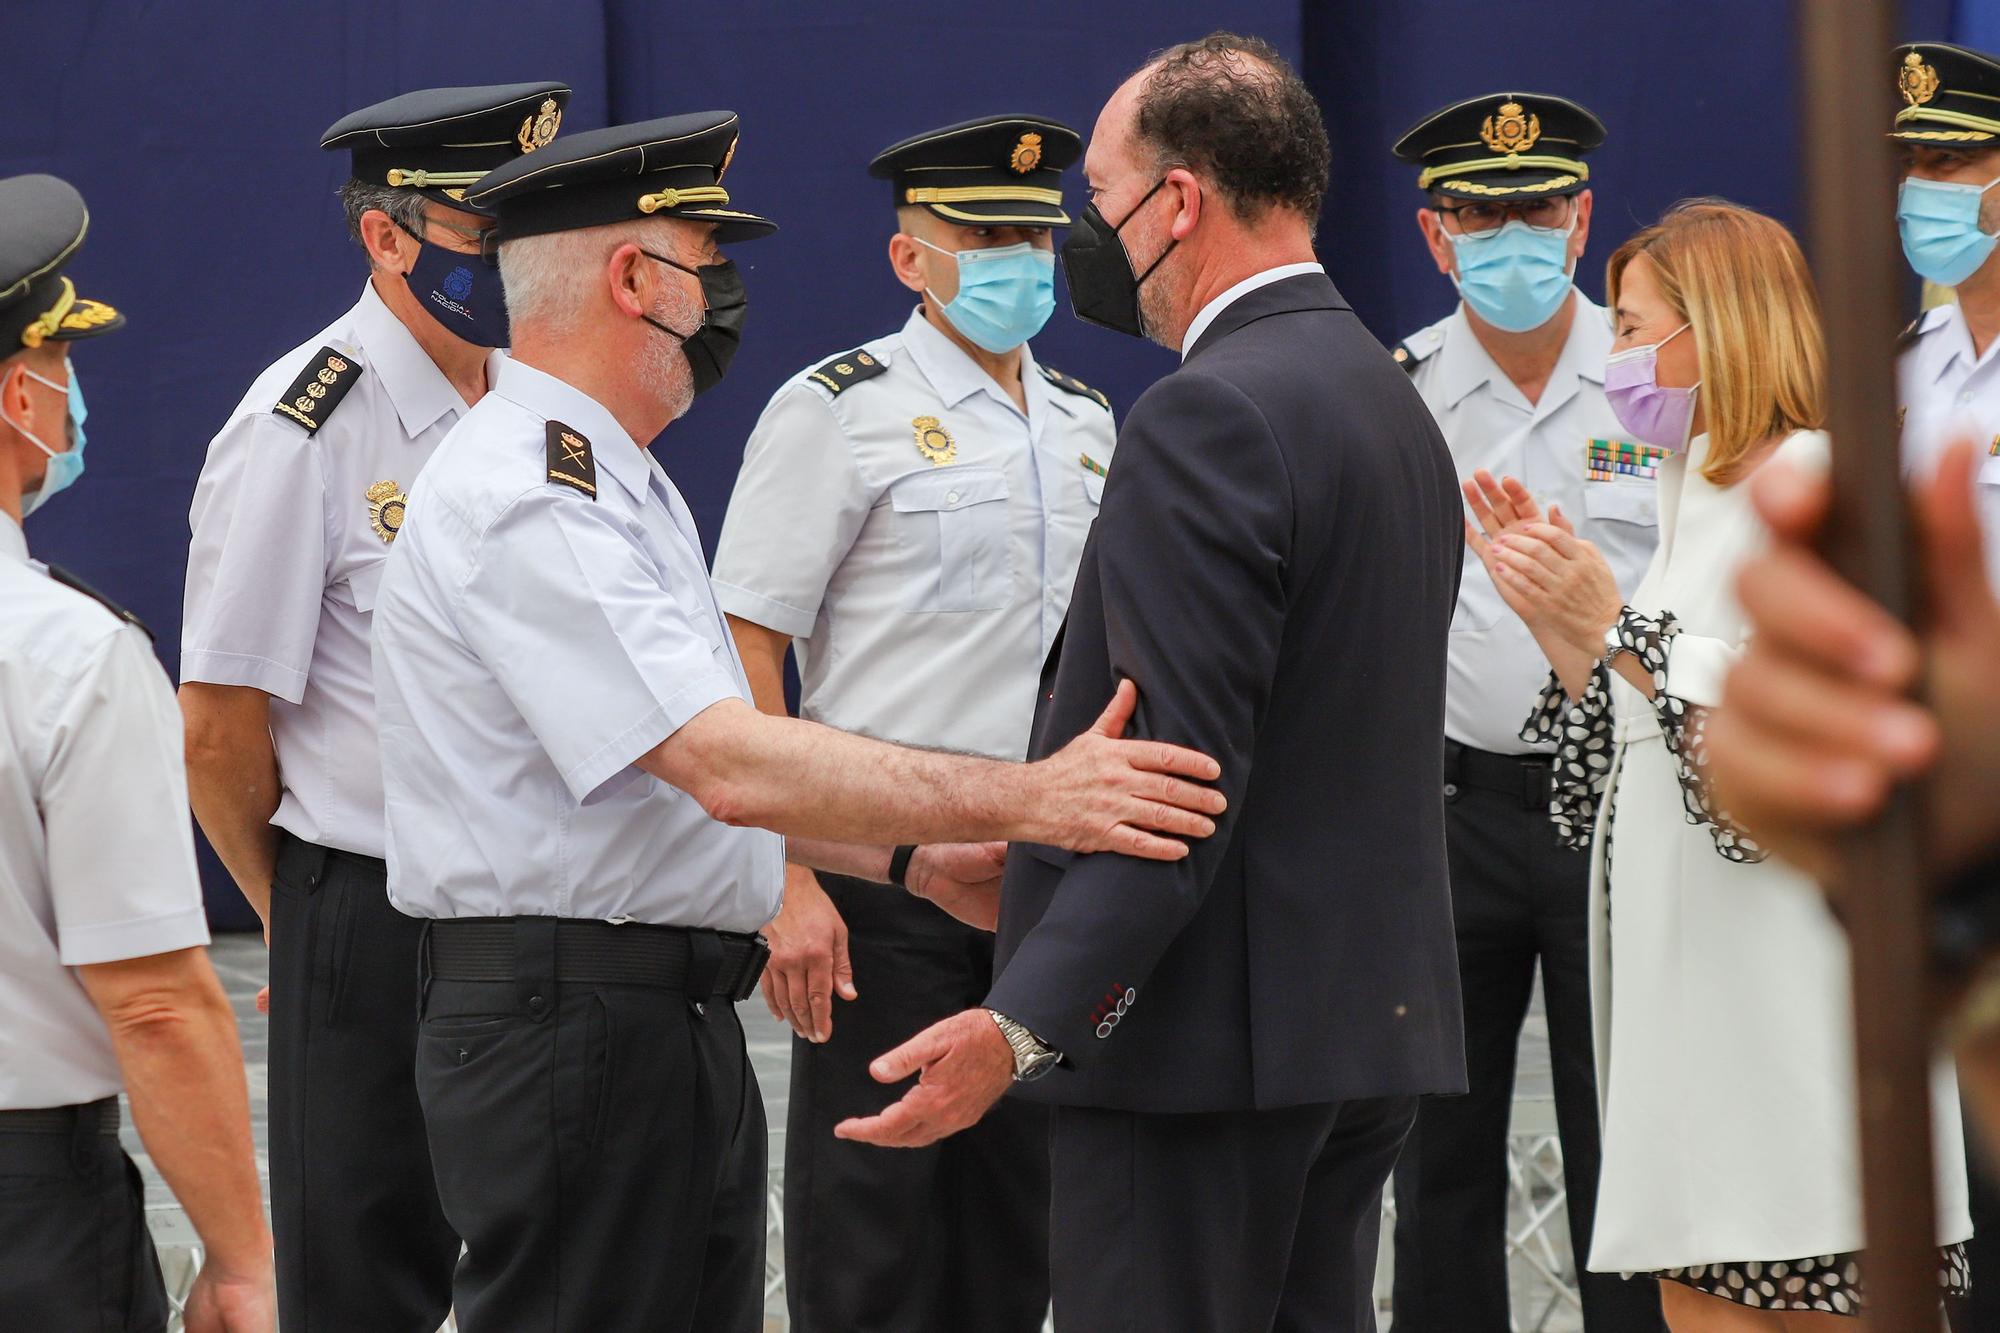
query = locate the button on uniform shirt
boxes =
[182,281,497,859]
[0,515,210,1109]
[372,357,784,930]
[710,306,1116,759]
[1400,296,1660,754]
[1899,300,2000,580]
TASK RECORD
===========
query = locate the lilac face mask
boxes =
[1604,322,1700,452]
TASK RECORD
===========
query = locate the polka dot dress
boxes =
[1658,1244,1969,1315]
[1520,606,1765,863]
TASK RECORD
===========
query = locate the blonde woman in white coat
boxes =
[1463,199,1972,1330]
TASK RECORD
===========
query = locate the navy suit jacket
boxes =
[985,272,1468,1113]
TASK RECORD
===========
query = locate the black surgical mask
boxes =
[640,251,747,396]
[397,219,510,348]
[1060,178,1177,338]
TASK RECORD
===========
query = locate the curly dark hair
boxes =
[1133,32,1329,224]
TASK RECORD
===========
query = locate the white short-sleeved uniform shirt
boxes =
[182,280,498,859]
[1,516,211,1109]
[1899,300,2000,580]
[1398,295,1660,754]
[372,357,784,930]
[710,307,1117,759]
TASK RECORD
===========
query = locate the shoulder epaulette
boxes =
[545,420,597,499]
[272,346,363,434]
[1390,325,1444,376]
[45,564,153,641]
[806,348,889,396]
[1039,364,1112,411]
[1390,342,1422,375]
[1896,317,1923,354]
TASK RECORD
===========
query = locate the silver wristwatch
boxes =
[986,1010,1061,1082]
[1603,615,1629,663]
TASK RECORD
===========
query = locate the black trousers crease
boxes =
[1391,771,1665,1331]
[785,873,1051,1333]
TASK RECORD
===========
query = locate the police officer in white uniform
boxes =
[1383,94,1665,1331]
[1895,42,2000,584]
[178,81,569,1332]
[711,114,1112,1333]
[370,111,1224,1333]
[1890,39,2000,1327]
[0,175,273,1331]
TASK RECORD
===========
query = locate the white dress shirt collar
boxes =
[1434,290,1607,412]
[491,355,647,502]
[1181,261,1326,361]
[0,511,24,565]
[349,280,494,440]
[898,305,1050,423]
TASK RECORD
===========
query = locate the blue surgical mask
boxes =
[6,359,85,517]
[918,238,1056,353]
[398,221,511,348]
[1898,174,2000,289]
[1449,219,1576,333]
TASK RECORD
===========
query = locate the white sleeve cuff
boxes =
[562,672,741,804]
[179,648,308,705]
[1663,634,1741,709]
[58,903,213,967]
[711,581,816,640]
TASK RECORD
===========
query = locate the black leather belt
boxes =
[1445,740,1554,811]
[426,917,769,1004]
[0,1096,120,1136]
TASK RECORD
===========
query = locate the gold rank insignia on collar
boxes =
[366,480,408,543]
[545,420,597,498]
[912,415,958,466]
[272,346,363,434]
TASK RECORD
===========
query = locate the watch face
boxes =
[1015,1048,1060,1082]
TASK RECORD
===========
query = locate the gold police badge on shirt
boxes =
[912,415,958,466]
[366,479,408,543]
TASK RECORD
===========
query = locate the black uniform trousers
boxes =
[1391,744,1665,1331]
[784,874,1050,1333]
[267,833,458,1331]
[0,1101,168,1332]
[415,917,767,1332]
[1048,1094,1415,1332]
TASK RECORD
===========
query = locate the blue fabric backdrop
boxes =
[0,1,1979,924]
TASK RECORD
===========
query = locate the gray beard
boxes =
[641,287,700,424]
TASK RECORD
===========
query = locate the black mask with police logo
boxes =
[397,219,511,348]
[1059,178,1177,338]
[640,251,747,396]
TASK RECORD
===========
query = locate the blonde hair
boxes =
[1605,199,1825,486]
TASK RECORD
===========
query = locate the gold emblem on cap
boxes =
[366,479,408,544]
[518,98,562,154]
[719,134,738,182]
[1010,132,1044,174]
[911,415,958,466]
[1479,101,1541,154]
[1900,51,1941,106]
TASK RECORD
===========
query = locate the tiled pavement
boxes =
[133,933,1582,1331]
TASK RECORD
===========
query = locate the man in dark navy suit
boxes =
[838,33,1467,1330]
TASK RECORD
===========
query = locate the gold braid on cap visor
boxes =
[1417,154,1590,191]
[638,185,733,214]
[19,277,76,349]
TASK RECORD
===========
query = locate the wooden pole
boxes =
[1796,1,1936,1325]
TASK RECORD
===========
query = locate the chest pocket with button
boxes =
[889,466,1014,613]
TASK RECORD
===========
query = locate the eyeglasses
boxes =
[1434,195,1575,237]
